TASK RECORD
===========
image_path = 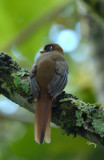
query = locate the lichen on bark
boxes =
[0,52,104,147]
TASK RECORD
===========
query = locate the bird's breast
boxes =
[36,58,55,93]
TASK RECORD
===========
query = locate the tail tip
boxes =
[40,131,44,144]
[35,130,44,145]
[45,139,51,144]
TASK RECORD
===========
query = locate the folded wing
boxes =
[48,62,68,97]
[30,65,40,97]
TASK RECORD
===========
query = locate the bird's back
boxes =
[36,58,55,97]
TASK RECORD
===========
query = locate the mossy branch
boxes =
[0,52,104,147]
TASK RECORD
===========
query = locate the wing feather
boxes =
[48,69,68,97]
[30,66,40,97]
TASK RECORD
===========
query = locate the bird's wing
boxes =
[30,64,40,97]
[48,61,68,97]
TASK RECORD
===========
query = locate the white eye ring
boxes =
[50,46,53,50]
[45,45,54,51]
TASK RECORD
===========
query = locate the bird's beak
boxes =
[40,49,45,53]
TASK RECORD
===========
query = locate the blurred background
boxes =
[0,0,104,160]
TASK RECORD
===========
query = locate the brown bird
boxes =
[30,43,68,144]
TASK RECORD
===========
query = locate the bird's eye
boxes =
[44,45,54,52]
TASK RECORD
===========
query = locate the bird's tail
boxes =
[35,97,52,144]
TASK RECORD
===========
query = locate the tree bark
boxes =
[0,52,104,147]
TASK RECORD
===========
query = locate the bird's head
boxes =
[40,43,64,55]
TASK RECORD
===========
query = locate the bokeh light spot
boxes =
[0,97,19,114]
[56,29,79,52]
[49,24,81,52]
[69,43,90,62]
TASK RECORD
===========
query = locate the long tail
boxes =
[35,97,52,144]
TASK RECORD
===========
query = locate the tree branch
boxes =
[0,52,104,147]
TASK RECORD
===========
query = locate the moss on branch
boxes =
[0,52,104,147]
[0,52,34,112]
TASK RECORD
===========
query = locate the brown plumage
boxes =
[30,43,68,144]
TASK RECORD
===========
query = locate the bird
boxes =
[30,43,68,144]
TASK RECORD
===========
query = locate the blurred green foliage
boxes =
[0,0,103,160]
[0,121,100,160]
